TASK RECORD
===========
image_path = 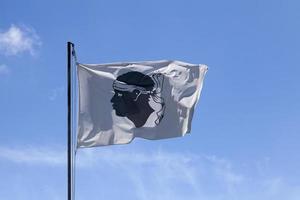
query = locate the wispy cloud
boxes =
[0,146,65,166]
[0,146,299,200]
[0,24,41,56]
[77,149,300,200]
[0,64,10,75]
[76,149,245,200]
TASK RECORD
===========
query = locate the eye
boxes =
[117,92,123,97]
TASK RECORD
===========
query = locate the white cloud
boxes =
[1,146,300,200]
[0,64,10,75]
[0,146,65,166]
[75,149,300,200]
[0,24,41,56]
[76,149,245,200]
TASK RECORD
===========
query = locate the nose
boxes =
[111,93,117,103]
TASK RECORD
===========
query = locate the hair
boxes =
[116,71,154,91]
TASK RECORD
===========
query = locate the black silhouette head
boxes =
[111,71,156,128]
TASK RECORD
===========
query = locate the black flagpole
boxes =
[67,41,74,200]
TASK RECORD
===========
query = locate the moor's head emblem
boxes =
[110,71,165,128]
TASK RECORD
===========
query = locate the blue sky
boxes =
[1,0,300,199]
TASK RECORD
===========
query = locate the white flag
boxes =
[77,60,208,148]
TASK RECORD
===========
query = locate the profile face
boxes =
[110,71,165,128]
[110,89,139,117]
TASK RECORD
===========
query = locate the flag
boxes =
[77,60,208,147]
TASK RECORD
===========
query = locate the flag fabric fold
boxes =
[77,60,208,148]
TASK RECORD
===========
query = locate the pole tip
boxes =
[67,42,74,47]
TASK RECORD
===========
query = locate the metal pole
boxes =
[67,41,74,200]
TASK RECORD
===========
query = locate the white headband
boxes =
[112,80,152,94]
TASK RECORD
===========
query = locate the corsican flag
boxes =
[77,60,208,148]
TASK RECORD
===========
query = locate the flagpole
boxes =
[67,41,74,200]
